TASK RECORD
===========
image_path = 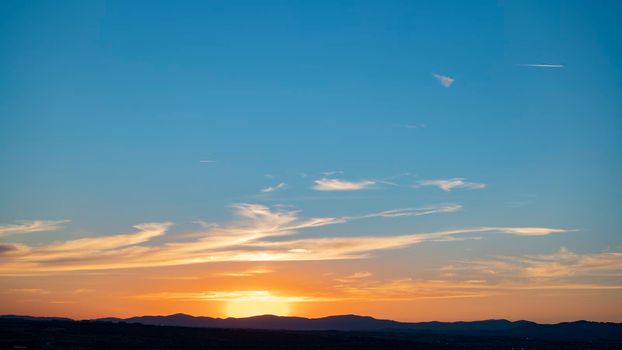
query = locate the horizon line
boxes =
[2,313,619,325]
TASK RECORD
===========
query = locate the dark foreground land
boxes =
[1,319,621,350]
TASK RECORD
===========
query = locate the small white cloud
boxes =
[519,64,564,68]
[73,288,95,294]
[416,178,485,192]
[405,123,426,129]
[313,178,376,191]
[433,73,455,87]
[261,182,287,193]
[199,160,216,163]
[289,248,311,253]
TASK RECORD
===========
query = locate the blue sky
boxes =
[1,0,621,321]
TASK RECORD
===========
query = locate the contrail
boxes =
[519,64,564,68]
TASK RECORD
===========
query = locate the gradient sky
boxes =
[1,0,621,323]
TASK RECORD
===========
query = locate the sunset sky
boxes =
[1,0,621,323]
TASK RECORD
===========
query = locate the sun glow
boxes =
[225,300,291,318]
[221,291,292,318]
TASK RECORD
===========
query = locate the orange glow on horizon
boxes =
[225,301,291,318]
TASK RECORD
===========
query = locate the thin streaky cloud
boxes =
[329,276,622,303]
[348,204,462,219]
[416,178,485,192]
[135,290,334,303]
[0,220,69,237]
[199,160,216,163]
[135,278,622,304]
[432,73,455,87]
[0,203,568,274]
[345,271,372,279]
[9,288,50,294]
[321,170,344,176]
[442,247,622,282]
[261,182,287,193]
[382,172,412,181]
[219,267,273,277]
[253,226,568,261]
[313,178,376,191]
[519,64,565,68]
[372,172,413,187]
[42,222,172,252]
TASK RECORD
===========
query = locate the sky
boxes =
[1,0,621,323]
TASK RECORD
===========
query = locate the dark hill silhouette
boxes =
[7,318,622,350]
[0,314,73,322]
[96,314,527,331]
[2,314,621,340]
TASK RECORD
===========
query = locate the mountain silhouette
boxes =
[3,314,621,339]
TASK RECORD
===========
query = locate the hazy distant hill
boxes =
[3,313,621,340]
[0,314,73,322]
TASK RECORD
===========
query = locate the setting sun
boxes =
[221,291,292,317]
[225,301,291,318]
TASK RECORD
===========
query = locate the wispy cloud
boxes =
[254,226,567,261]
[348,204,462,219]
[472,247,622,279]
[8,288,50,294]
[313,178,376,191]
[134,282,489,303]
[199,160,216,163]
[133,248,621,306]
[321,170,344,176]
[519,64,564,68]
[0,204,566,274]
[261,182,287,193]
[136,272,622,306]
[432,73,455,87]
[405,124,426,129]
[345,271,372,279]
[0,220,69,237]
[0,243,25,254]
[219,267,274,277]
[334,271,373,283]
[330,275,622,302]
[519,248,622,278]
[73,288,95,294]
[42,222,171,252]
[135,290,332,303]
[416,178,485,191]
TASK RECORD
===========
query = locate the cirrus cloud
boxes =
[0,220,69,237]
[432,73,455,87]
[313,178,376,191]
[261,182,287,193]
[416,178,485,192]
[0,204,567,274]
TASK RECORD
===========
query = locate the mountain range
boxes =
[3,313,621,339]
